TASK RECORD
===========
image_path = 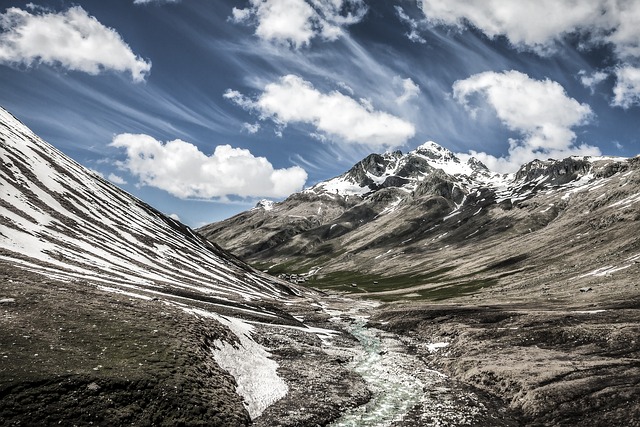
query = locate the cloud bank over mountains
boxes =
[111,133,307,199]
[453,71,599,172]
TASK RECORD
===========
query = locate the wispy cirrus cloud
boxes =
[133,0,179,4]
[230,0,367,48]
[394,6,425,44]
[0,6,151,82]
[111,133,307,199]
[224,74,415,148]
[453,70,599,172]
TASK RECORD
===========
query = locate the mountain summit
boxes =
[308,141,495,198]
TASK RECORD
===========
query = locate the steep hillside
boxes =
[0,107,371,425]
[0,106,296,304]
[200,143,640,304]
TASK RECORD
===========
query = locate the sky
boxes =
[1,0,639,226]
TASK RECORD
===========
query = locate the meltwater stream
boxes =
[329,318,425,426]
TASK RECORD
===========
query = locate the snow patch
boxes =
[425,342,449,353]
[185,308,288,419]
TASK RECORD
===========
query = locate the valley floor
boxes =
[2,261,640,426]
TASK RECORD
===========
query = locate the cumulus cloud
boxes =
[419,1,600,52]
[224,74,415,148]
[395,77,420,104]
[612,66,640,108]
[418,0,640,108]
[110,134,307,199]
[453,70,599,172]
[0,6,151,82]
[230,0,367,48]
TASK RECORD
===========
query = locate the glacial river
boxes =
[328,318,426,426]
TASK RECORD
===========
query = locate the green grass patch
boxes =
[374,278,499,302]
[305,266,455,293]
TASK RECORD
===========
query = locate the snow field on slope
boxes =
[0,108,288,301]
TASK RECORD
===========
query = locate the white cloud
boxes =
[168,213,181,221]
[107,173,127,185]
[242,122,261,134]
[0,7,151,82]
[395,77,420,104]
[230,0,367,48]
[394,6,426,44]
[418,0,640,107]
[110,134,307,199]
[612,66,640,108]
[225,74,415,148]
[579,70,609,92]
[420,0,616,52]
[453,70,599,172]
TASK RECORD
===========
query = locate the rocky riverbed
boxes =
[255,296,522,426]
[373,298,640,426]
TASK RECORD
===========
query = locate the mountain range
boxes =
[200,141,640,303]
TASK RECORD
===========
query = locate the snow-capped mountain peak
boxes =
[253,199,275,211]
[306,141,495,198]
[413,140,457,161]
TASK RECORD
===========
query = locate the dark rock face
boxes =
[514,157,591,185]
[413,169,465,203]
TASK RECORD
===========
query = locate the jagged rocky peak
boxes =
[515,157,592,185]
[410,141,492,178]
[345,151,403,182]
[466,156,490,172]
[413,140,458,162]
[307,141,496,198]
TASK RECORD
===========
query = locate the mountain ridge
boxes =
[200,141,640,303]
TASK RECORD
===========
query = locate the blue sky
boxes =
[1,0,639,226]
